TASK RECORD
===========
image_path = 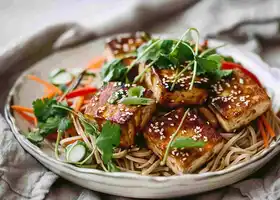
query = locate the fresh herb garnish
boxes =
[101,59,127,82]
[27,99,72,144]
[171,137,205,148]
[96,121,121,165]
[161,108,190,166]
[124,28,232,91]
[119,97,155,105]
[127,86,145,97]
[107,160,120,172]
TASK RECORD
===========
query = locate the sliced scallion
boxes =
[119,97,155,105]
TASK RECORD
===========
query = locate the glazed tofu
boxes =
[209,69,271,132]
[85,82,156,147]
[143,108,224,174]
[139,64,209,108]
[105,32,150,61]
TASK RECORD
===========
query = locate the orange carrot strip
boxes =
[15,110,36,125]
[86,56,105,69]
[27,75,62,95]
[11,105,33,113]
[258,119,268,148]
[60,136,84,146]
[74,96,85,111]
[42,90,56,99]
[261,115,276,138]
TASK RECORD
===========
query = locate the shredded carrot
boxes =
[11,105,33,113]
[60,135,84,146]
[27,75,62,95]
[86,56,105,69]
[258,119,268,148]
[42,91,56,99]
[261,115,276,138]
[74,96,85,111]
[15,110,36,125]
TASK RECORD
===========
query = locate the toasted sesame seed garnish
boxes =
[168,118,172,121]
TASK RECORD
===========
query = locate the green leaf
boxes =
[207,54,223,64]
[80,119,99,136]
[32,98,69,123]
[27,130,44,143]
[127,86,145,97]
[170,42,194,65]
[96,121,121,164]
[38,116,61,136]
[171,137,205,148]
[197,57,219,74]
[216,69,233,79]
[119,97,155,105]
[58,117,72,132]
[107,160,120,172]
[101,59,127,82]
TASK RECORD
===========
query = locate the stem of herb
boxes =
[52,105,99,136]
[170,61,194,91]
[189,61,197,90]
[160,108,190,166]
[126,40,162,74]
[133,59,157,84]
[55,130,63,160]
[199,44,226,58]
[170,29,195,55]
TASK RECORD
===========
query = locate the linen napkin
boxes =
[1,0,280,200]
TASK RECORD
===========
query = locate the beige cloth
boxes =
[1,0,280,199]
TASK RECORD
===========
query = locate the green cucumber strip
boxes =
[51,72,73,85]
[66,142,86,163]
[49,68,66,79]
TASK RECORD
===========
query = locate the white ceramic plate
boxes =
[4,38,280,199]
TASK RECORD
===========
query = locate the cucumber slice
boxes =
[49,68,66,79]
[70,68,84,77]
[51,72,73,85]
[66,142,86,163]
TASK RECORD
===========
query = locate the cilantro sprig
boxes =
[27,99,72,144]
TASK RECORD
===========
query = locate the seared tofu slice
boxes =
[143,108,224,174]
[139,64,209,108]
[85,82,156,147]
[209,69,271,132]
[105,32,150,61]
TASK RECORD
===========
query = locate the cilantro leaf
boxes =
[96,121,121,164]
[80,119,99,136]
[38,116,61,136]
[101,59,127,82]
[127,86,145,97]
[207,54,223,64]
[27,130,44,144]
[58,117,72,133]
[169,41,194,65]
[107,160,120,172]
[33,98,69,123]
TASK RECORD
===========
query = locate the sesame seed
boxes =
[170,124,174,126]
[168,118,172,121]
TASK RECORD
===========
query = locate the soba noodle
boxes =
[48,110,280,176]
